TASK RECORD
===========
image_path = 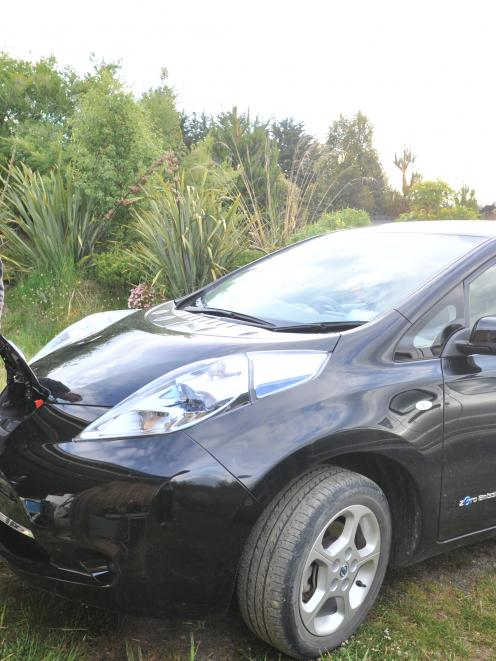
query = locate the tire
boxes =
[237,466,391,659]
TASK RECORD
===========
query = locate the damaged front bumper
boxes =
[0,336,260,618]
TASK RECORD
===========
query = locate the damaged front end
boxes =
[0,335,259,618]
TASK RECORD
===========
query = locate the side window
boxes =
[468,263,496,326]
[395,286,464,361]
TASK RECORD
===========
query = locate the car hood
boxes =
[29,303,339,409]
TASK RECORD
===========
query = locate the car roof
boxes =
[360,220,496,238]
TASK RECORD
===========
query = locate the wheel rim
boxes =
[299,503,381,637]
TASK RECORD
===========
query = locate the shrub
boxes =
[132,175,244,298]
[289,208,371,243]
[398,206,480,221]
[229,248,266,271]
[92,249,149,288]
[0,164,99,276]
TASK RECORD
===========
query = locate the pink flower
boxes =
[128,283,156,309]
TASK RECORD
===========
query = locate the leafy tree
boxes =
[318,112,387,214]
[140,69,183,153]
[0,53,74,171]
[271,118,319,186]
[181,111,212,148]
[410,180,453,215]
[69,67,161,218]
[398,180,480,220]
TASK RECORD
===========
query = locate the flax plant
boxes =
[0,164,99,275]
[132,174,244,298]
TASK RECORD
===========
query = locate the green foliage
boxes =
[210,107,282,213]
[229,248,266,270]
[0,164,99,275]
[0,53,74,172]
[271,118,319,186]
[455,184,479,211]
[310,112,387,215]
[180,134,237,190]
[3,270,127,358]
[92,248,149,288]
[410,179,453,214]
[290,208,371,242]
[132,175,244,297]
[140,73,183,153]
[181,111,212,149]
[8,121,67,173]
[393,147,421,199]
[69,68,161,217]
[398,180,480,220]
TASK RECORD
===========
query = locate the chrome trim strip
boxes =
[0,511,34,539]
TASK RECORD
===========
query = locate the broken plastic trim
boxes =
[0,335,50,409]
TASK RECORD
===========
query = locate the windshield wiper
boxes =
[182,305,275,329]
[272,321,365,333]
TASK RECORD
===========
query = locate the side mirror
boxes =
[457,316,496,356]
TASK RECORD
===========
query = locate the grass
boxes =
[2,540,496,660]
[2,270,127,358]
[2,275,496,659]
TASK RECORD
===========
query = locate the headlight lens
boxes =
[77,350,328,441]
[29,310,135,364]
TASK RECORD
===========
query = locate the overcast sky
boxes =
[2,0,495,203]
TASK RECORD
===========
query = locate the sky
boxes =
[2,0,495,203]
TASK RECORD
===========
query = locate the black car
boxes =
[3,220,496,658]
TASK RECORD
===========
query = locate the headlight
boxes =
[29,310,135,364]
[77,350,328,441]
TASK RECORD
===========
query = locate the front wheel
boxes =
[237,466,391,659]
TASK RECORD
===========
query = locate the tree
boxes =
[410,180,453,215]
[398,180,480,220]
[0,53,74,172]
[69,67,161,218]
[455,184,478,211]
[312,112,387,214]
[270,118,319,186]
[181,112,212,148]
[393,147,422,198]
[140,70,183,153]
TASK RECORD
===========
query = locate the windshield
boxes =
[198,230,483,327]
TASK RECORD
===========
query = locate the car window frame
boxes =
[393,283,467,363]
[463,256,496,328]
[395,254,496,363]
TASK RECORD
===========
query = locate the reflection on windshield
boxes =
[202,230,482,326]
